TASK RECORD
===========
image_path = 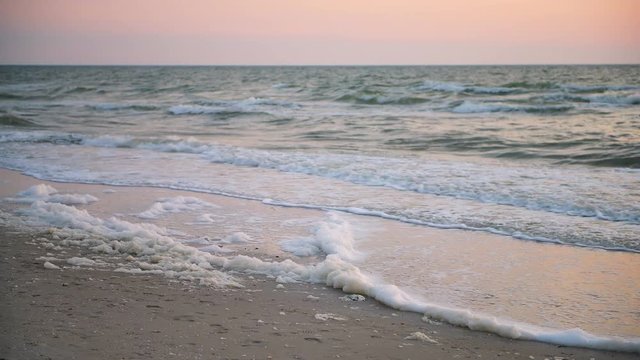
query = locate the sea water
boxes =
[0,65,639,351]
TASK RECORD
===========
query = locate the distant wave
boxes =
[561,84,640,93]
[168,105,227,115]
[586,94,640,105]
[90,103,160,111]
[417,80,517,94]
[0,92,26,100]
[539,93,640,106]
[169,97,301,115]
[0,114,39,127]
[451,101,574,114]
[501,82,640,92]
[336,94,430,105]
[417,80,640,96]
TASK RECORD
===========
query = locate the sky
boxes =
[0,0,638,65]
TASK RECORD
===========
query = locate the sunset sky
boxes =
[1,0,638,65]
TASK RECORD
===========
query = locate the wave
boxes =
[561,84,640,93]
[90,103,160,111]
[501,81,559,90]
[586,94,640,106]
[3,131,637,224]
[451,101,574,114]
[336,94,430,105]
[417,81,517,95]
[0,114,39,127]
[168,105,227,115]
[228,97,300,108]
[560,154,640,169]
[0,92,27,100]
[539,93,640,106]
[169,97,301,115]
[423,80,640,95]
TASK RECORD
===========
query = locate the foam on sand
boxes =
[220,232,259,244]
[405,331,438,344]
[280,213,360,260]
[7,184,98,205]
[137,196,219,219]
[5,185,640,353]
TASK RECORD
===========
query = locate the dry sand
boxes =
[0,169,636,359]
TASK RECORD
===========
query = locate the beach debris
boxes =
[43,261,60,270]
[404,331,439,344]
[276,284,285,289]
[314,313,347,321]
[306,294,320,300]
[339,294,366,302]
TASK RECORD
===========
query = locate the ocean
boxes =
[1,65,639,351]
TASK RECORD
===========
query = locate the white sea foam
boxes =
[18,200,240,287]
[280,213,360,261]
[46,193,99,205]
[8,184,98,205]
[137,196,219,219]
[405,332,438,343]
[220,232,259,244]
[197,244,234,254]
[18,184,57,198]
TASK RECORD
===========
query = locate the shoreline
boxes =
[1,168,638,359]
[4,226,635,360]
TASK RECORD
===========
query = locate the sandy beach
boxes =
[0,169,636,359]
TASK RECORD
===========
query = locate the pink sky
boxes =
[1,0,638,65]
